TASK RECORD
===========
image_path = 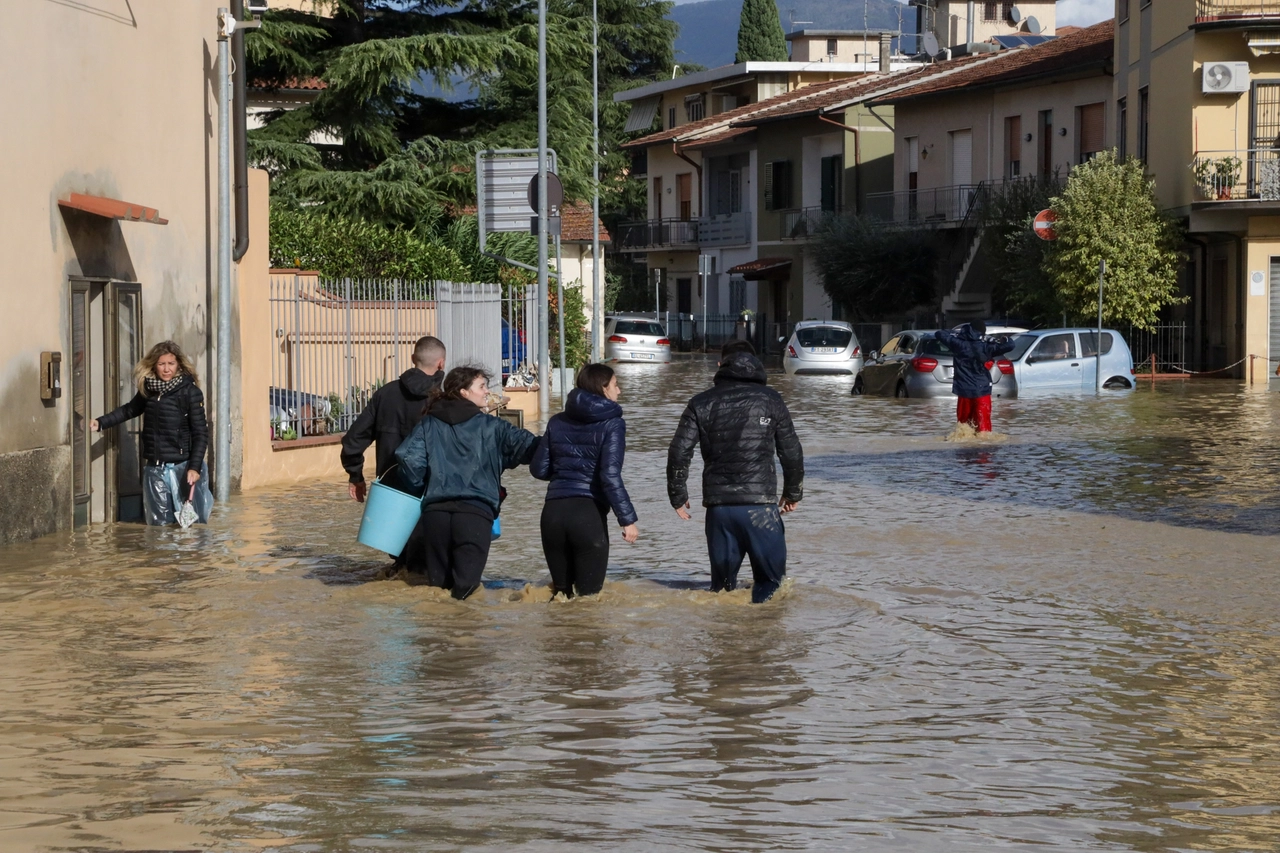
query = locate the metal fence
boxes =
[269,273,525,439]
[1126,323,1187,373]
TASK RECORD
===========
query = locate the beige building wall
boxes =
[932,0,1058,47]
[0,0,234,543]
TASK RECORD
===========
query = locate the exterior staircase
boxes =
[941,231,990,322]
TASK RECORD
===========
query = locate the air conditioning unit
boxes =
[1202,61,1251,94]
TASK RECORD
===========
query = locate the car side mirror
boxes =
[868,350,879,360]
[778,336,786,344]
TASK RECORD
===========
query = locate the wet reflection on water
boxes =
[1,357,1278,850]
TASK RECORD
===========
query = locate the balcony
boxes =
[698,211,752,247]
[864,184,984,226]
[1190,149,1280,202]
[616,218,699,252]
[1196,0,1280,25]
[779,207,840,241]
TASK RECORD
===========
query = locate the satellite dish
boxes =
[922,31,939,56]
[1025,15,1042,34]
[1009,5,1022,23]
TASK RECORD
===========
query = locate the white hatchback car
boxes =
[1003,328,1137,392]
[604,314,671,364]
[781,321,865,375]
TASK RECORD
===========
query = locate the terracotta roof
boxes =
[870,20,1114,105]
[249,77,328,91]
[559,202,612,244]
[58,193,168,225]
[621,75,876,150]
[681,127,756,150]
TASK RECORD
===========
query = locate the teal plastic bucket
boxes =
[357,477,421,554]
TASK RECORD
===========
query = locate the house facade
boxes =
[1119,0,1280,381]
[0,1,237,544]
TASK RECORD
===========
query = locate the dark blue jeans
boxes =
[705,504,787,604]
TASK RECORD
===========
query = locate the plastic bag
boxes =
[143,461,213,526]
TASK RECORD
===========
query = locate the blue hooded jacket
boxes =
[933,325,1015,398]
[530,388,637,526]
[394,397,539,517]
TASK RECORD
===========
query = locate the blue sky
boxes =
[669,0,1115,29]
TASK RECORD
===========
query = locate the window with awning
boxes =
[623,97,660,133]
[1078,102,1105,164]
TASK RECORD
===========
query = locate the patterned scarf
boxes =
[144,374,186,398]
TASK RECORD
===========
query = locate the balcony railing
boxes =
[616,218,699,251]
[864,184,984,225]
[698,211,752,247]
[1196,0,1280,22]
[1190,149,1280,201]
[779,207,840,241]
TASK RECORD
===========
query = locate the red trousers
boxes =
[956,395,992,432]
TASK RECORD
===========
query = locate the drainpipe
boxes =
[672,142,703,218]
[818,114,861,213]
[966,1,974,45]
[232,0,250,262]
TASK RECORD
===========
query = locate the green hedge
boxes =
[270,207,469,281]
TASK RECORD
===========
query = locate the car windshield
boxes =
[796,327,853,348]
[917,339,952,356]
[614,321,665,336]
[1006,334,1038,361]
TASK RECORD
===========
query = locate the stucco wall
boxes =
[0,0,226,541]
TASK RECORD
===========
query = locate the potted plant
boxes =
[1214,156,1242,199]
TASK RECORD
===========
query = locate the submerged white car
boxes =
[1003,328,1137,393]
[781,321,864,375]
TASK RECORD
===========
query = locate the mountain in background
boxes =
[670,0,913,70]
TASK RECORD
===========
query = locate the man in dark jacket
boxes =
[341,335,444,572]
[932,321,1014,433]
[667,340,804,603]
[342,335,446,498]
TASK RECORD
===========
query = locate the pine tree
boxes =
[734,0,788,63]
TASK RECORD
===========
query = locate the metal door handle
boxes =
[1071,362,1079,366]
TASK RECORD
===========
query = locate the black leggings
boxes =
[422,509,493,600]
[541,497,610,598]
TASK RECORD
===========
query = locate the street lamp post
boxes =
[537,0,550,416]
[591,0,602,363]
[215,9,232,502]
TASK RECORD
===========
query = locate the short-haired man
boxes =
[341,336,445,568]
[932,320,1013,433]
[667,340,804,603]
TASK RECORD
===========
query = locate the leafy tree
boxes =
[1044,151,1186,330]
[269,206,468,280]
[982,173,1062,325]
[734,0,788,62]
[812,215,941,320]
[549,281,590,367]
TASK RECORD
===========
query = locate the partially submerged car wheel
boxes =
[1103,376,1133,389]
[894,381,909,399]
[851,377,864,396]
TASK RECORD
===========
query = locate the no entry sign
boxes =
[1033,208,1058,241]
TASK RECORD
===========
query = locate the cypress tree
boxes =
[734,0,788,63]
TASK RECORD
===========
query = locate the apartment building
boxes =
[1118,0,1280,380]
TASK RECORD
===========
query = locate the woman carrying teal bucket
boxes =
[394,366,539,599]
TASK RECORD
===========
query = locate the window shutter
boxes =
[764,162,775,211]
[1079,103,1104,159]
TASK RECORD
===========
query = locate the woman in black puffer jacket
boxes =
[531,363,638,598]
[92,340,212,525]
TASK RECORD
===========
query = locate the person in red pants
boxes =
[933,321,1014,432]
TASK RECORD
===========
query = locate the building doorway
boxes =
[677,277,692,314]
[70,278,144,527]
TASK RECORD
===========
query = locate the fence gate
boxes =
[437,282,503,381]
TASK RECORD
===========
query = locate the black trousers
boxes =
[422,510,493,600]
[540,497,610,598]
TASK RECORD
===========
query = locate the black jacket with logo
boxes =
[97,374,208,469]
[341,368,443,483]
[666,352,804,508]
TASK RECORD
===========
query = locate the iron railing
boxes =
[616,218,699,251]
[780,207,840,241]
[1127,323,1188,373]
[864,184,984,224]
[1190,149,1280,201]
[1196,0,1280,21]
[268,274,529,440]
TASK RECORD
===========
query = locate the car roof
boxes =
[1016,328,1125,336]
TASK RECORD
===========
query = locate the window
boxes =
[1079,332,1115,357]
[1077,102,1105,164]
[983,1,1012,21]
[1030,333,1078,361]
[667,105,676,129]
[764,160,793,210]
[880,335,901,356]
[820,155,843,212]
[1138,87,1149,162]
[685,96,704,123]
[653,176,663,220]
[1117,97,1128,158]
[614,320,666,336]
[676,172,692,220]
[796,327,854,348]
[918,338,953,356]
[1119,0,1129,20]
[1038,110,1054,175]
[826,38,837,58]
[1005,115,1022,179]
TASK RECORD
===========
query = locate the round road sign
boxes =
[528,172,564,212]
[1032,208,1058,241]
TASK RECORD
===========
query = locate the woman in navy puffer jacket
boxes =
[531,363,639,598]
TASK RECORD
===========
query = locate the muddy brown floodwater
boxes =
[2,357,1279,852]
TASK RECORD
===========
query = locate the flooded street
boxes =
[2,357,1278,851]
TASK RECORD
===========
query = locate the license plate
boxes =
[631,352,654,359]
[811,347,838,353]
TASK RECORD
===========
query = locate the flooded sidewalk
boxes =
[1,359,1278,851]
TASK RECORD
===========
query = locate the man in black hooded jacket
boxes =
[667,340,804,603]
[341,336,445,570]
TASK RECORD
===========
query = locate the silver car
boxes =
[853,329,1013,398]
[1003,328,1135,393]
[781,321,864,375]
[604,314,671,364]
